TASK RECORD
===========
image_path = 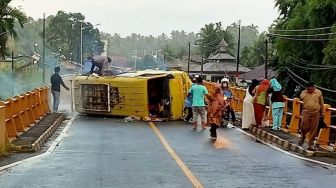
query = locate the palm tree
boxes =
[198,22,235,57]
[0,0,27,59]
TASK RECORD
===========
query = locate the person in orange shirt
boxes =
[298,82,324,151]
[207,84,225,139]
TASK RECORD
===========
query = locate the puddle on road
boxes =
[212,137,232,150]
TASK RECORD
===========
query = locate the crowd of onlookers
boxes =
[185,75,325,151]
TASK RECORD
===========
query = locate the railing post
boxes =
[236,88,245,112]
[317,104,331,147]
[231,87,238,111]
[288,98,301,133]
[0,106,6,153]
[281,96,288,129]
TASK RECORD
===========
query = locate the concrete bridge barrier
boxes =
[0,87,50,153]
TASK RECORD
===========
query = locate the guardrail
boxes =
[230,87,336,152]
[0,86,50,153]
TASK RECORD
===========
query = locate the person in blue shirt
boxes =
[189,76,208,130]
[184,94,193,122]
[184,77,197,122]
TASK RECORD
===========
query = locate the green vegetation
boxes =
[272,0,336,101]
[46,11,104,62]
[0,0,27,59]
[197,22,235,58]
[241,32,273,67]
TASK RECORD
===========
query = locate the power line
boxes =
[269,35,336,41]
[285,67,336,93]
[268,32,336,37]
[288,56,336,69]
[270,26,333,32]
[287,61,333,70]
[286,72,336,102]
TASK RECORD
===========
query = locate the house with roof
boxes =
[239,64,277,83]
[186,39,250,82]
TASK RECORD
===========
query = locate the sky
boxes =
[11,0,279,37]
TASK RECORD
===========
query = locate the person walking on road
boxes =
[207,84,225,139]
[242,79,259,130]
[253,79,270,127]
[50,67,70,112]
[269,78,285,130]
[298,82,324,151]
[189,76,208,130]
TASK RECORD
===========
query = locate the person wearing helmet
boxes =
[220,77,237,126]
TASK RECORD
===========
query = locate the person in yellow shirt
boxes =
[298,82,324,151]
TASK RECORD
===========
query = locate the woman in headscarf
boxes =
[269,78,285,130]
[207,84,225,139]
[242,79,259,130]
[253,79,270,127]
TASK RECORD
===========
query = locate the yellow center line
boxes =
[149,122,204,188]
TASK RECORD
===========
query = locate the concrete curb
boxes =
[248,126,318,157]
[31,114,65,152]
[235,126,336,168]
[11,114,65,152]
[0,116,75,172]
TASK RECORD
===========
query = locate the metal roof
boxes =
[207,52,236,60]
[202,62,250,73]
[239,64,277,80]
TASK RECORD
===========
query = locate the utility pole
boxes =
[265,39,268,79]
[11,51,14,96]
[106,39,110,57]
[187,42,191,75]
[134,50,138,70]
[236,20,241,83]
[80,22,83,75]
[201,46,204,76]
[42,13,46,83]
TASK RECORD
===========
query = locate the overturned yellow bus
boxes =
[73,70,192,120]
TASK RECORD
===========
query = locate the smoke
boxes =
[0,51,77,100]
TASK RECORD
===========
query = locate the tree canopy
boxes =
[272,0,336,101]
[0,0,27,59]
[46,11,104,63]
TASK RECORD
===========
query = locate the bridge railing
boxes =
[0,86,50,153]
[230,87,336,152]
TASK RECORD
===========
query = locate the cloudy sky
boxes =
[11,0,279,37]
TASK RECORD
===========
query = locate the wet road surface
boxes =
[0,116,336,188]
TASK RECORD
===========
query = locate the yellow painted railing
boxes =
[0,106,5,153]
[230,87,336,152]
[0,86,50,153]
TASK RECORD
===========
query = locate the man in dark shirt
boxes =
[50,67,69,112]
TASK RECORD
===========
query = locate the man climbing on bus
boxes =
[89,55,112,76]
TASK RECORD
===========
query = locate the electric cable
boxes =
[288,56,336,69]
[285,67,336,93]
[270,26,333,32]
[269,32,336,37]
[269,35,336,41]
[287,61,333,70]
[286,71,336,102]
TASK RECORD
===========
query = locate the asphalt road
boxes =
[0,116,336,188]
